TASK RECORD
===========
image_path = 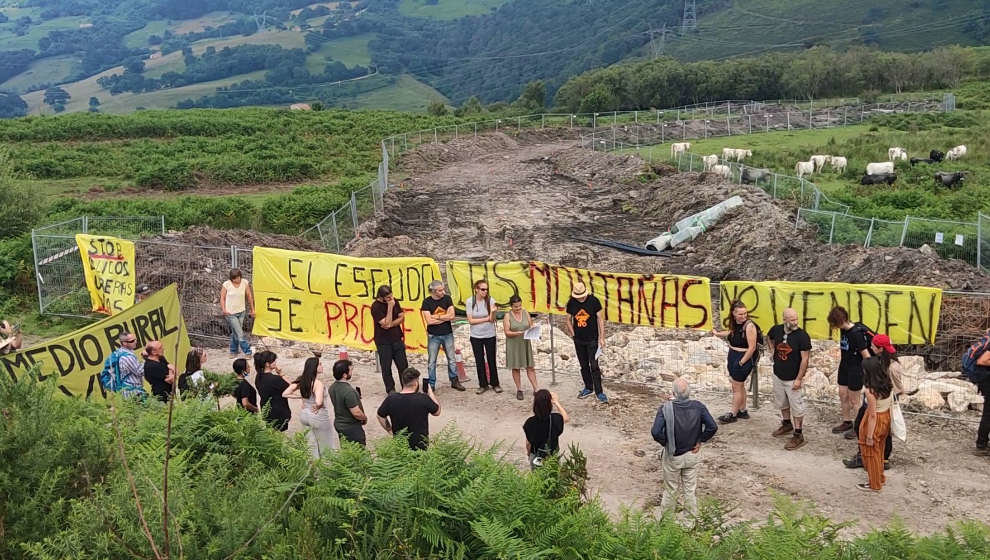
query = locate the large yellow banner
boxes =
[75,233,136,315]
[251,247,442,351]
[719,280,941,344]
[446,260,712,330]
[0,284,190,399]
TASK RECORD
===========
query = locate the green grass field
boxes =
[397,0,507,20]
[0,54,80,93]
[305,33,374,73]
[122,19,169,49]
[341,74,448,111]
[0,15,87,51]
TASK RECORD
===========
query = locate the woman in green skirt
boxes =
[503,294,539,400]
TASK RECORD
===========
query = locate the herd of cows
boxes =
[669,141,970,189]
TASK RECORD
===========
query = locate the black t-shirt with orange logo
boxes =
[767,324,812,381]
[421,295,454,336]
[566,295,602,343]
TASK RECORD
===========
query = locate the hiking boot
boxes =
[493,385,503,394]
[577,389,594,399]
[516,390,524,401]
[772,423,794,437]
[884,460,891,471]
[736,410,750,420]
[831,421,853,434]
[844,428,857,440]
[975,445,990,457]
[843,454,864,469]
[451,379,466,392]
[476,386,490,395]
[718,412,738,424]
[784,433,806,451]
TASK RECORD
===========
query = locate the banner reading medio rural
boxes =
[0,284,190,399]
[251,247,442,352]
[447,260,712,330]
[75,233,136,315]
[719,280,942,344]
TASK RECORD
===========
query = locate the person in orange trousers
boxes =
[858,356,893,492]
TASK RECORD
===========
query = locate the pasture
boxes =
[397,0,508,19]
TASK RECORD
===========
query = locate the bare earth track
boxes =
[325,132,990,534]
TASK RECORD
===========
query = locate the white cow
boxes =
[888,147,908,161]
[795,161,814,178]
[830,156,847,173]
[702,154,719,171]
[809,154,831,172]
[734,149,752,162]
[671,142,691,157]
[721,147,736,160]
[866,161,895,175]
[710,164,732,179]
[946,145,967,160]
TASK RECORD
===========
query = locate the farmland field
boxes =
[0,54,81,93]
[397,0,508,19]
[305,33,374,73]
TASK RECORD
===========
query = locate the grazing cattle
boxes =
[946,145,967,160]
[810,154,831,172]
[929,149,945,162]
[888,147,907,161]
[795,161,814,178]
[861,173,897,186]
[934,171,967,188]
[830,156,847,173]
[734,149,752,161]
[710,164,732,179]
[866,161,895,175]
[910,157,934,166]
[722,147,735,160]
[671,142,691,157]
[702,154,719,171]
[741,167,772,184]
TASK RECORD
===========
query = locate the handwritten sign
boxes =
[75,234,136,315]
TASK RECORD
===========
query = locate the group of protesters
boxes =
[102,269,990,523]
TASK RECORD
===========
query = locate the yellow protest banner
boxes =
[75,233,136,315]
[251,247,442,351]
[0,284,190,399]
[718,280,941,344]
[446,260,711,330]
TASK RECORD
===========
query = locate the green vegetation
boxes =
[5,371,990,559]
[304,32,373,72]
[398,0,508,20]
[0,54,80,93]
[121,19,169,49]
[344,73,449,111]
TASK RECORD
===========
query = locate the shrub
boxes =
[135,161,197,190]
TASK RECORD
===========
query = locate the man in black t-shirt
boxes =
[767,308,812,451]
[827,306,872,436]
[565,281,607,403]
[254,351,291,431]
[371,285,408,393]
[142,340,174,402]
[377,367,441,450]
[231,357,258,413]
[421,280,465,392]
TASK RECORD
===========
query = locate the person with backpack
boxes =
[713,300,760,424]
[963,330,990,456]
[100,332,146,399]
[827,306,873,437]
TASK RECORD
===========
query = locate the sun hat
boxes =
[571,281,588,299]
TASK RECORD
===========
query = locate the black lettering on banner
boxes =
[352,266,369,298]
[527,261,553,311]
[421,263,437,292]
[408,265,422,302]
[288,258,305,291]
[802,291,824,333]
[492,262,521,300]
[855,290,882,332]
[615,276,634,324]
[369,268,384,300]
[882,291,903,334]
[68,337,85,373]
[682,279,709,329]
[104,324,124,348]
[50,344,76,378]
[288,299,304,332]
[334,263,348,297]
[0,352,34,382]
[386,269,397,299]
[659,277,680,328]
[267,297,283,331]
[636,278,657,327]
[907,292,935,344]
[134,314,152,346]
[307,261,322,295]
[594,273,613,321]
[79,334,104,367]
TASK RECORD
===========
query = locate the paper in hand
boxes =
[523,324,542,341]
[594,347,603,360]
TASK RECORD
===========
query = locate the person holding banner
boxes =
[504,295,538,401]
[713,301,757,424]
[565,282,607,403]
[371,285,408,393]
[220,269,255,358]
[421,281,466,392]
[467,279,501,394]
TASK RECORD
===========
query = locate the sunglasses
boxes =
[123,339,136,344]
[478,287,489,291]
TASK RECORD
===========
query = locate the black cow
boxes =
[861,173,897,185]
[929,150,945,162]
[741,167,772,184]
[910,157,934,166]
[934,171,967,188]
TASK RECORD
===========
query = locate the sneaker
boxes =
[832,421,853,434]
[856,483,878,492]
[596,393,609,404]
[975,446,990,457]
[577,389,594,399]
[784,433,806,450]
[844,428,857,440]
[718,412,737,424]
[493,386,503,394]
[451,380,466,392]
[476,386,490,395]
[516,390,524,401]
[843,455,864,469]
[772,423,794,437]
[229,352,239,358]
[736,410,750,420]
[884,460,891,471]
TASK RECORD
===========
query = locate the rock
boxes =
[913,386,946,409]
[559,354,569,361]
[633,449,646,457]
[918,380,968,395]
[919,244,935,255]
[899,372,920,395]
[899,356,927,379]
[947,391,971,412]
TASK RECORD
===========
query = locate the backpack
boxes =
[962,333,990,385]
[99,349,125,392]
[850,322,875,353]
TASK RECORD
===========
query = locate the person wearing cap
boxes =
[843,333,904,470]
[135,284,153,303]
[565,281,607,403]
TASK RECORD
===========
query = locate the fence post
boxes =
[82,216,89,234]
[541,114,545,129]
[657,110,660,124]
[828,213,836,244]
[661,123,664,143]
[979,213,984,271]
[549,315,556,386]
[634,110,638,123]
[350,191,358,231]
[726,117,730,135]
[772,173,777,198]
[31,231,44,314]
[787,112,790,130]
[230,246,237,268]
[160,215,165,234]
[434,128,438,144]
[748,115,751,134]
[900,216,910,246]
[682,121,685,139]
[331,214,341,253]
[864,218,875,248]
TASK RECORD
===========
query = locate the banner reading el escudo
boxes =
[719,280,941,344]
[75,233,136,315]
[447,260,712,330]
[251,247,442,352]
[0,284,190,399]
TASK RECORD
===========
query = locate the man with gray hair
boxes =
[651,377,717,520]
[421,280,465,391]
